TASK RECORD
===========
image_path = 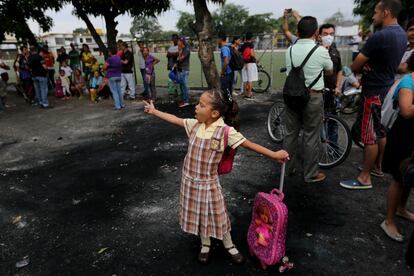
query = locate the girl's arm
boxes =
[144,100,184,127]
[399,88,414,119]
[240,140,289,163]
[153,57,160,65]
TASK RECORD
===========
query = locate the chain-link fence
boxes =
[2,33,353,91]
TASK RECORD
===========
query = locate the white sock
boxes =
[200,236,210,253]
[222,232,239,255]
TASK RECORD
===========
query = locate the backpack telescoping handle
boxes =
[279,163,286,192]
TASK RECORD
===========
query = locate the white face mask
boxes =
[321,35,334,47]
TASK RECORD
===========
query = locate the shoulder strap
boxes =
[223,125,230,148]
[289,46,294,68]
[308,70,324,89]
[300,44,320,68]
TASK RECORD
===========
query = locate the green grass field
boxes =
[5,49,352,91]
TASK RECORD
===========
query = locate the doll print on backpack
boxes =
[255,203,273,247]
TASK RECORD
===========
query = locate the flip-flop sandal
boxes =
[396,210,414,222]
[357,166,385,177]
[339,178,372,189]
[380,220,404,242]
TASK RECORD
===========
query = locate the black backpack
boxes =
[283,44,323,111]
[229,47,244,71]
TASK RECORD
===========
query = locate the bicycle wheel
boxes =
[340,94,360,115]
[351,121,364,149]
[318,114,352,169]
[252,70,271,93]
[267,100,286,143]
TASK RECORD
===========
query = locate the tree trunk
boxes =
[103,12,119,50]
[192,0,220,89]
[20,20,39,47]
[72,2,109,59]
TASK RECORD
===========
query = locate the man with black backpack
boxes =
[283,16,333,183]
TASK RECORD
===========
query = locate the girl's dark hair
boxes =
[205,89,240,131]
[231,36,240,44]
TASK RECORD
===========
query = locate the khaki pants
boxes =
[283,93,324,182]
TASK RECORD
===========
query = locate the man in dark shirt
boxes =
[319,23,343,145]
[28,46,51,108]
[56,47,69,68]
[120,42,136,100]
[177,37,191,107]
[340,0,407,190]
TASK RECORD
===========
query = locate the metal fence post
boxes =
[130,41,138,85]
[270,33,275,90]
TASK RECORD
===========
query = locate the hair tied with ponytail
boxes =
[207,89,240,131]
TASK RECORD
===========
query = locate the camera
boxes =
[286,9,292,13]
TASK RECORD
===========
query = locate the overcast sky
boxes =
[28,0,356,35]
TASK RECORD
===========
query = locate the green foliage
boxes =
[130,16,163,41]
[177,3,279,37]
[72,0,171,18]
[212,4,248,35]
[73,28,89,35]
[243,13,278,35]
[354,0,414,29]
[176,11,196,37]
[0,0,62,44]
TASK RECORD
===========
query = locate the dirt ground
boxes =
[0,87,413,276]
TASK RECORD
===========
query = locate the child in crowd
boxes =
[90,70,103,102]
[143,47,160,101]
[143,90,289,264]
[71,68,86,99]
[91,58,100,75]
[59,69,71,100]
[96,75,111,101]
[60,60,73,81]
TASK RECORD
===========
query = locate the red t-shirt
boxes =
[43,52,55,68]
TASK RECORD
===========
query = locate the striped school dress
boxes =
[179,123,231,240]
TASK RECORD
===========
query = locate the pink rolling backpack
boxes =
[247,163,288,270]
[55,78,64,98]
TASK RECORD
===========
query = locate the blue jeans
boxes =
[32,76,49,107]
[108,77,124,109]
[179,70,190,103]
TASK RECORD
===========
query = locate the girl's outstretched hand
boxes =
[273,150,290,164]
[143,100,156,114]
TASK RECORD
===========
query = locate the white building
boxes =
[39,32,108,56]
[335,25,360,46]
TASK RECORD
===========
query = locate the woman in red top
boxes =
[42,46,56,89]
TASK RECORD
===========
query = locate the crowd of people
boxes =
[1,0,414,267]
[144,0,414,266]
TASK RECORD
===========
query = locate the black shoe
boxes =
[40,105,53,109]
[225,246,245,265]
[198,245,211,264]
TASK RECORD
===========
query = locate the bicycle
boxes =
[267,95,352,169]
[252,63,271,93]
[339,87,361,115]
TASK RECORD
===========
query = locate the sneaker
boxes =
[340,179,372,189]
[179,102,190,108]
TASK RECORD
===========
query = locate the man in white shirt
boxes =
[136,41,148,97]
[284,16,333,183]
